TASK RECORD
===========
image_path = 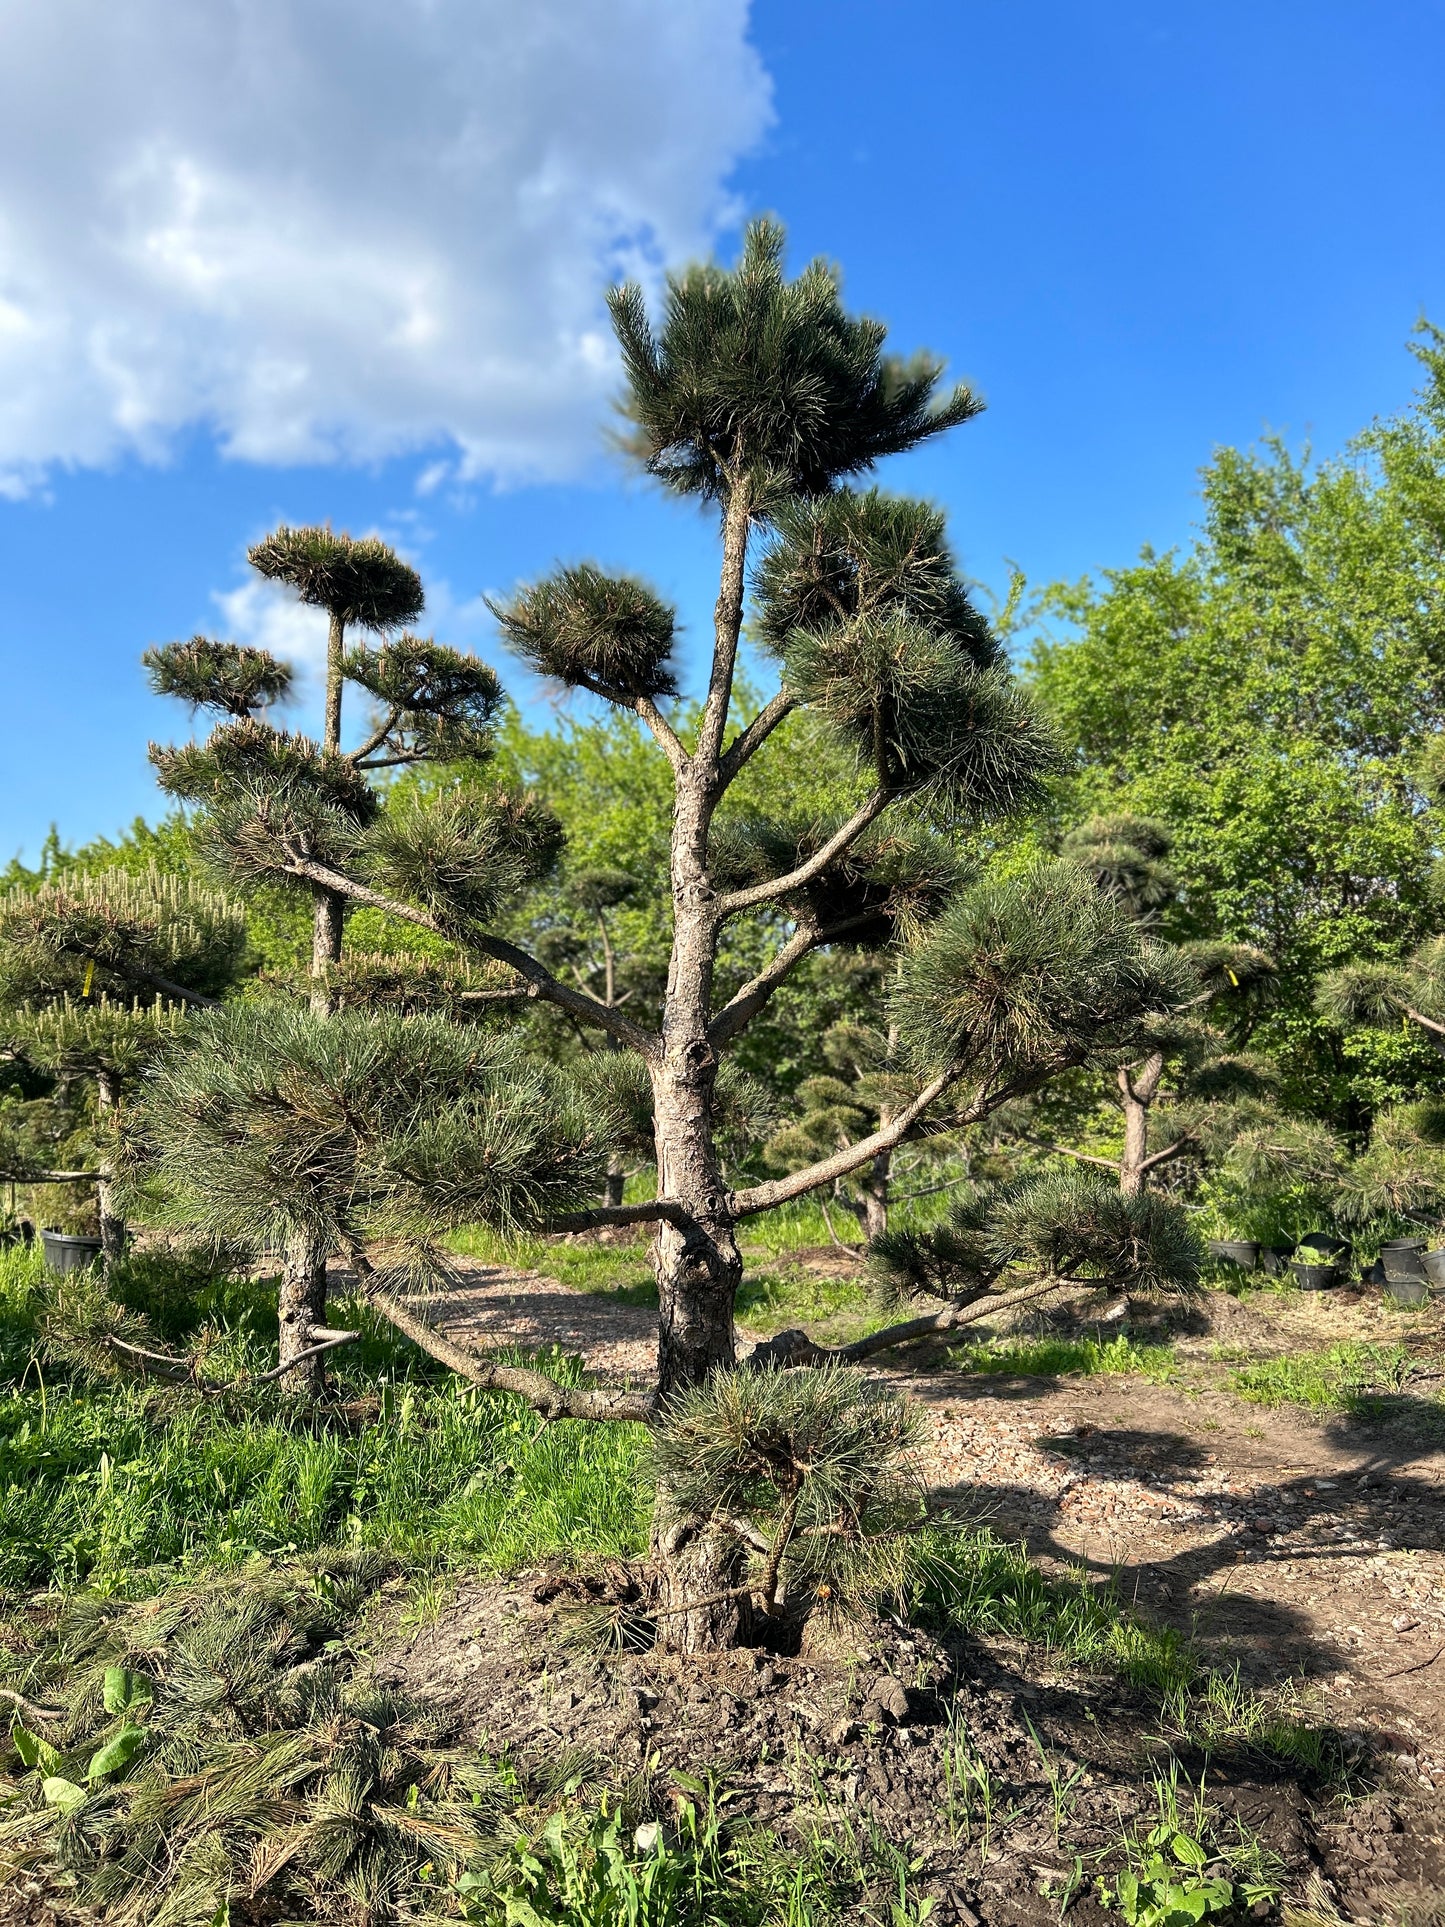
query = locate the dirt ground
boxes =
[411,1253,1445,1919]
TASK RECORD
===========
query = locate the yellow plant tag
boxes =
[81,958,95,998]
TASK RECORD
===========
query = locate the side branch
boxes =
[717,790,891,916]
[745,1276,1065,1369]
[546,1199,689,1234]
[716,688,797,793]
[1,1167,98,1184]
[730,1070,959,1217]
[707,913,874,1047]
[362,1271,655,1422]
[282,854,656,1056]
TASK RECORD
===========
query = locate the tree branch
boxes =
[68,951,221,1011]
[1014,1133,1122,1174]
[716,688,798,793]
[360,1271,655,1422]
[1136,1136,1195,1175]
[716,790,892,917]
[633,696,688,773]
[729,1071,959,1218]
[707,913,875,1047]
[349,708,403,766]
[281,853,657,1056]
[744,1276,1066,1370]
[545,1198,689,1233]
[1404,1004,1445,1040]
[1,1167,98,1184]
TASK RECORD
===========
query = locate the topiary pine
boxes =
[123,222,1199,1647]
[0,870,246,1266]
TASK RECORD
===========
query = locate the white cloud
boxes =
[0,1,771,493]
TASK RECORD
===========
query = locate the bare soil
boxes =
[406,1254,1445,1921]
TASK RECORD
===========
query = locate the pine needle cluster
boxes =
[488,564,679,702]
[893,860,1189,1079]
[868,1171,1203,1309]
[247,525,425,630]
[609,218,981,503]
[142,637,293,716]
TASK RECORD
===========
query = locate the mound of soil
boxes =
[378,1571,1445,1926]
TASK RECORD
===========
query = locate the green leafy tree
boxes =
[1026,325,1445,1124]
[125,222,1194,1648]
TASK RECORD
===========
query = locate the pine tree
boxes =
[1012,815,1277,1196]
[146,561,501,1384]
[0,869,246,1264]
[126,223,1197,1647]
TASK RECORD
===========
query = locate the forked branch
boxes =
[281,853,657,1056]
[716,789,892,916]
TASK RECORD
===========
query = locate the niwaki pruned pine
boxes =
[57,221,1199,1652]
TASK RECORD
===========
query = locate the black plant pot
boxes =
[1289,1261,1343,1292]
[1296,1231,1350,1261]
[1422,1250,1445,1287]
[1382,1246,1427,1284]
[1208,1238,1260,1269]
[1384,1277,1429,1308]
[1381,1236,1427,1253]
[39,1228,103,1275]
[1362,1259,1387,1288]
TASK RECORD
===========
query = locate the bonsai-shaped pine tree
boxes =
[1013,814,1277,1195]
[146,579,504,1384]
[0,870,246,1264]
[131,223,1195,1647]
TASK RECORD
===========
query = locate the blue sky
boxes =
[2,0,1443,863]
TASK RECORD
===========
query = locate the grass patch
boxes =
[0,1245,647,1593]
[1228,1343,1415,1414]
[949,1333,1176,1383]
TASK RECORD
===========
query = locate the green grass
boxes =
[949,1333,1177,1383]
[447,1222,876,1331]
[0,1245,647,1593]
[1227,1343,1415,1413]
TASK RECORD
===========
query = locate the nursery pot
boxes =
[1296,1232,1350,1261]
[1382,1246,1427,1284]
[1422,1249,1445,1287]
[1289,1261,1343,1292]
[1208,1239,1260,1269]
[39,1228,103,1275]
[1384,1277,1429,1308]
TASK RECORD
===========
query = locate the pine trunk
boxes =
[850,1147,892,1243]
[277,1229,329,1394]
[650,1512,752,1654]
[1118,1052,1164,1198]
[646,479,755,1645]
[603,1156,626,1211]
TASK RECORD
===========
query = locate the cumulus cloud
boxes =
[0,0,771,494]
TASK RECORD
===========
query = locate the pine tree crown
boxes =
[892,860,1192,1078]
[143,638,293,717]
[487,565,679,703]
[608,218,981,505]
[247,526,425,630]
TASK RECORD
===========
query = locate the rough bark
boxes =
[1118,1051,1164,1198]
[650,1511,753,1654]
[277,1229,329,1394]
[310,891,344,1015]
